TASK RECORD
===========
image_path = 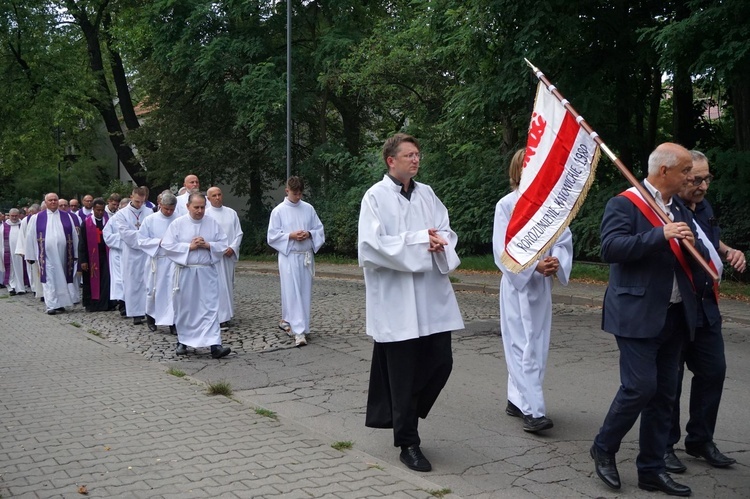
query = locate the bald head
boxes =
[207,186,223,208]
[184,175,200,191]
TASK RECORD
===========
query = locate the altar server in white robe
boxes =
[358,133,464,473]
[492,149,573,434]
[25,193,79,314]
[138,191,178,333]
[206,186,244,329]
[102,198,128,314]
[2,209,27,294]
[267,177,325,347]
[112,187,153,324]
[15,204,41,298]
[161,192,231,359]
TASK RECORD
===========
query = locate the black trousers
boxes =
[594,304,686,475]
[668,317,726,449]
[365,331,453,447]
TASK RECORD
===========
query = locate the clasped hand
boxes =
[428,228,447,253]
[189,236,209,250]
[536,256,559,277]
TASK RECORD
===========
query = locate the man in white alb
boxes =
[111,186,153,324]
[25,193,79,314]
[138,191,178,333]
[2,209,28,295]
[173,174,200,218]
[267,177,325,347]
[206,186,244,329]
[161,192,231,359]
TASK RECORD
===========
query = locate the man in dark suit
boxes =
[664,150,745,473]
[590,143,710,497]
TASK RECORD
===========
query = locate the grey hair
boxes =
[9,208,20,215]
[160,191,177,206]
[690,150,708,163]
[648,147,680,176]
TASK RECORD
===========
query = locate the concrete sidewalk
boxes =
[2,262,748,498]
[0,296,450,498]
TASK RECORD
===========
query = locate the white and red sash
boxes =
[619,187,699,292]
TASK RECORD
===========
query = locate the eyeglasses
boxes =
[400,152,422,161]
[690,174,714,186]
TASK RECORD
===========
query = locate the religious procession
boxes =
[3,1,750,497]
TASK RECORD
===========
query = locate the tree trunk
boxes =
[103,12,140,131]
[65,0,146,186]
[672,60,695,149]
[730,78,750,151]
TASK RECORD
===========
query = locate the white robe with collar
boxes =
[15,215,42,297]
[1,220,25,291]
[206,204,244,323]
[102,214,124,301]
[112,204,153,316]
[267,198,325,335]
[357,176,464,343]
[138,211,177,326]
[492,190,573,418]
[25,210,79,311]
[161,215,228,348]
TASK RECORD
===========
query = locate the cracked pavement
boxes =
[3,262,749,498]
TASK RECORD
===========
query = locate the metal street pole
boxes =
[286,0,292,180]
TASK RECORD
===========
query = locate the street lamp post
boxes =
[286,0,292,180]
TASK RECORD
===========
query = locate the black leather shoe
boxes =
[590,444,620,490]
[664,449,687,473]
[638,472,691,496]
[46,310,57,315]
[55,307,65,313]
[175,343,188,356]
[9,290,16,296]
[133,316,146,325]
[169,325,177,335]
[685,441,736,468]
[506,400,524,418]
[399,444,432,472]
[523,415,553,433]
[210,345,231,359]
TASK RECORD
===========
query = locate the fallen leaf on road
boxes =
[78,485,88,495]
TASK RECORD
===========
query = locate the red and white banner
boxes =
[501,82,601,272]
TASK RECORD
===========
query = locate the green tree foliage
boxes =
[2,0,748,273]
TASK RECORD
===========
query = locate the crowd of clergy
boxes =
[2,176,247,359]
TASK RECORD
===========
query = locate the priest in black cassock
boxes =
[78,198,115,312]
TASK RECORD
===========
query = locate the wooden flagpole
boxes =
[524,59,719,282]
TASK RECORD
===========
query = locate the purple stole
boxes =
[2,222,11,286]
[84,213,109,300]
[35,210,75,284]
